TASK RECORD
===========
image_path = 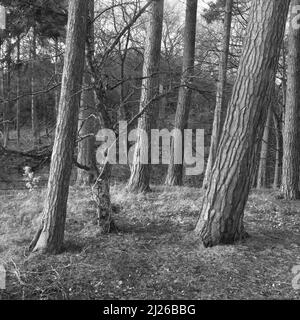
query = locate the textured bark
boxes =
[195,0,290,247]
[16,36,21,147]
[280,43,287,128]
[281,0,300,200]
[164,0,198,186]
[91,109,116,232]
[203,0,233,189]
[54,37,60,118]
[76,72,96,185]
[91,162,116,233]
[3,46,11,148]
[272,112,281,189]
[256,106,271,189]
[127,0,164,193]
[30,0,88,254]
[0,66,6,147]
[76,0,96,186]
[30,29,39,147]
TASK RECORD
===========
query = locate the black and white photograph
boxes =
[0,0,300,306]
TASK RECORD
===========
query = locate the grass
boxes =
[0,185,300,300]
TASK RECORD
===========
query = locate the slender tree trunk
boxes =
[90,102,116,231]
[16,36,21,148]
[3,45,11,148]
[281,0,300,200]
[0,65,6,147]
[54,37,60,118]
[256,106,271,189]
[273,112,281,189]
[118,30,131,122]
[117,43,129,157]
[91,163,114,232]
[195,0,290,248]
[159,81,167,127]
[42,78,50,138]
[119,60,127,121]
[30,0,88,254]
[31,29,39,147]
[90,101,116,233]
[282,43,287,111]
[76,0,96,185]
[164,0,198,186]
[127,0,164,193]
[203,0,233,189]
[76,72,96,185]
[280,44,287,130]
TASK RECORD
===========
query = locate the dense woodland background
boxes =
[0,0,299,300]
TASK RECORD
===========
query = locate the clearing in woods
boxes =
[0,183,299,299]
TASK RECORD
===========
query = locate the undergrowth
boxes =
[0,186,299,300]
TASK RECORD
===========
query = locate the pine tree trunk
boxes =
[273,112,281,189]
[256,106,271,189]
[30,0,88,254]
[76,0,96,186]
[127,0,164,193]
[0,66,7,147]
[195,0,290,248]
[54,37,60,118]
[203,0,233,189]
[16,36,21,148]
[164,0,198,186]
[281,0,300,200]
[280,44,287,129]
[3,46,11,148]
[31,29,39,147]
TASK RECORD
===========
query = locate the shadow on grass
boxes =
[116,217,195,236]
[243,228,300,251]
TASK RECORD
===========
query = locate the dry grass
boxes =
[0,185,300,300]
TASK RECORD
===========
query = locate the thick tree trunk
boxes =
[30,0,88,254]
[281,0,300,200]
[164,0,198,187]
[127,0,164,193]
[195,0,290,247]
[16,36,21,148]
[203,0,233,189]
[31,29,39,147]
[256,106,271,189]
[76,0,96,186]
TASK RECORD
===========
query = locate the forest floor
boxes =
[0,184,300,300]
